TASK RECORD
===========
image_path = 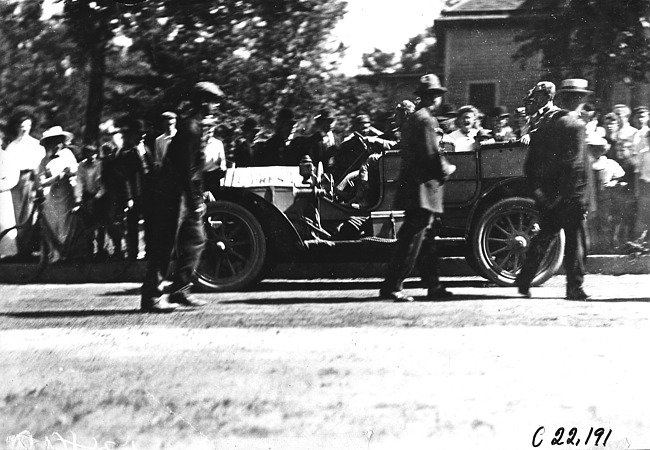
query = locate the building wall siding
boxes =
[443,23,546,114]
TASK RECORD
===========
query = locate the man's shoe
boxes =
[168,289,207,307]
[379,289,414,303]
[141,296,178,313]
[566,288,589,301]
[516,285,532,298]
[427,286,454,301]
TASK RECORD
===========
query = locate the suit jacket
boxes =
[288,131,340,169]
[524,107,591,211]
[395,106,445,213]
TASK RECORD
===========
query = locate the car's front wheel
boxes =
[468,197,564,287]
[194,201,267,292]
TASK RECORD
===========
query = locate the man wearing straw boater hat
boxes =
[379,74,454,302]
[515,79,592,301]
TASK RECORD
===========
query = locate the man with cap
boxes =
[141,81,223,312]
[331,114,378,183]
[379,74,454,302]
[515,80,591,301]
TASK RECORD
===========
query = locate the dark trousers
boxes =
[382,208,441,293]
[516,200,587,292]
[141,191,206,297]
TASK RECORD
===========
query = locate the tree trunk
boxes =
[83,37,106,145]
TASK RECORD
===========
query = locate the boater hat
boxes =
[40,126,73,144]
[557,79,593,95]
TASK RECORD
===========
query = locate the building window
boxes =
[468,83,496,115]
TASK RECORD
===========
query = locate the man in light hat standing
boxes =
[516,80,591,300]
[379,74,454,302]
[141,81,224,312]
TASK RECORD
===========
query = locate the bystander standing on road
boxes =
[140,81,224,313]
[379,74,454,303]
[516,81,591,300]
[5,111,45,259]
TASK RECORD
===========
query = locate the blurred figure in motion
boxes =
[0,124,20,259]
[141,81,224,312]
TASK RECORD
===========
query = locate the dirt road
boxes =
[1,275,649,449]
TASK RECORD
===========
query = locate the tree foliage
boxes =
[513,0,650,104]
[1,0,395,145]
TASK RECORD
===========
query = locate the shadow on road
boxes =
[1,309,143,318]
[223,293,510,305]
[243,279,494,292]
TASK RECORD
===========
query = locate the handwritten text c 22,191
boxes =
[532,426,612,447]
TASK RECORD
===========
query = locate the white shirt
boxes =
[154,130,176,167]
[444,128,478,152]
[204,137,227,172]
[5,135,45,171]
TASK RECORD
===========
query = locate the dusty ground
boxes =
[1,275,649,449]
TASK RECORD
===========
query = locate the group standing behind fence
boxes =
[0,79,649,266]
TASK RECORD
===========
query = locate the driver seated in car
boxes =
[342,101,416,209]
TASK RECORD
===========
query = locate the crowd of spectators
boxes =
[0,89,649,262]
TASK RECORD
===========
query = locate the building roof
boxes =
[441,0,557,19]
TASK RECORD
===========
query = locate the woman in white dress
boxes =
[36,126,79,262]
[5,112,45,257]
[0,127,20,258]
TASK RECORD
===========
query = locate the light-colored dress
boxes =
[37,147,79,262]
[5,135,45,254]
[0,150,20,258]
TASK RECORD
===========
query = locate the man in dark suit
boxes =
[140,81,223,312]
[515,81,591,300]
[379,74,454,302]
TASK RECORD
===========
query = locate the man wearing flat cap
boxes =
[516,80,591,301]
[141,81,224,312]
[379,74,454,302]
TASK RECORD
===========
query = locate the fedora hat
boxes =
[40,126,73,144]
[414,74,447,96]
[557,79,593,95]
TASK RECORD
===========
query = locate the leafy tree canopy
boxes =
[513,0,650,104]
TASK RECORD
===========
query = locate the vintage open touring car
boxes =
[196,140,564,292]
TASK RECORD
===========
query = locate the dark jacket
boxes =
[395,106,445,213]
[158,115,206,210]
[524,108,591,211]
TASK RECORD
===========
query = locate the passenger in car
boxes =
[288,109,340,171]
[441,105,479,152]
[489,106,516,142]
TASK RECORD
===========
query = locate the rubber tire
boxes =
[194,200,267,292]
[468,197,565,287]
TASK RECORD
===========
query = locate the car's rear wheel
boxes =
[194,201,267,292]
[468,197,564,286]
